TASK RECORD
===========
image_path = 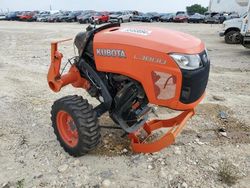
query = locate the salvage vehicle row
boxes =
[0,10,240,25]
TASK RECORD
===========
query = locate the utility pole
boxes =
[208,0,212,13]
[50,0,52,11]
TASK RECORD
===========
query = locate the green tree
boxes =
[186,4,208,15]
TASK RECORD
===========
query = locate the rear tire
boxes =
[51,95,100,157]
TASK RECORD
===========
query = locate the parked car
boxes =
[19,11,36,21]
[34,11,50,21]
[216,13,227,23]
[36,14,50,22]
[131,10,140,16]
[188,13,205,23]
[5,12,20,21]
[132,12,144,21]
[77,10,95,23]
[33,11,49,19]
[47,12,61,22]
[140,13,160,22]
[0,13,6,20]
[91,12,109,24]
[225,12,240,20]
[77,13,94,24]
[145,12,161,22]
[219,12,247,44]
[109,11,133,23]
[173,14,189,23]
[160,13,175,22]
[16,11,24,19]
[205,12,225,24]
[62,11,82,22]
[56,12,73,22]
[176,11,186,16]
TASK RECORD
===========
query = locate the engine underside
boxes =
[76,55,150,133]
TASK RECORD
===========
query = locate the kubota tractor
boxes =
[48,23,210,156]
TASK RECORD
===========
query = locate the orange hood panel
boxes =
[94,26,205,54]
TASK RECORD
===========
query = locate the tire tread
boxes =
[51,95,100,157]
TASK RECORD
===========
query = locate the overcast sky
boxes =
[0,0,209,12]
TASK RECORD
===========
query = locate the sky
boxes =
[0,0,209,13]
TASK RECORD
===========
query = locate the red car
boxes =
[91,12,109,24]
[19,12,36,21]
[173,14,189,23]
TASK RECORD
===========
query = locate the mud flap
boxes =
[128,109,195,153]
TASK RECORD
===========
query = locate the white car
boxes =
[109,11,133,23]
[37,14,50,22]
[0,14,6,20]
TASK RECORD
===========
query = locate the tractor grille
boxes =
[180,51,210,104]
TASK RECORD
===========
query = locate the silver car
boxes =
[109,11,133,23]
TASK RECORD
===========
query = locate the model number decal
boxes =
[134,55,167,64]
[120,28,152,36]
[96,49,126,58]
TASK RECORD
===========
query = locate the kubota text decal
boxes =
[96,49,126,58]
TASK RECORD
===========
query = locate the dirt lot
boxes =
[0,21,249,188]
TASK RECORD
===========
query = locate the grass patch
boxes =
[16,179,25,188]
[218,159,240,186]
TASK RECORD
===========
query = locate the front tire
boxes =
[119,18,123,23]
[85,19,89,24]
[51,95,101,157]
[225,30,242,44]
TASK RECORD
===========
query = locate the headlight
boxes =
[170,54,202,70]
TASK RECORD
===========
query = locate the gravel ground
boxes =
[0,21,249,188]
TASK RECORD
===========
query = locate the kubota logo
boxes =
[96,49,126,58]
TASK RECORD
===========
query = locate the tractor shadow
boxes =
[90,103,250,156]
[237,50,250,56]
[89,115,133,157]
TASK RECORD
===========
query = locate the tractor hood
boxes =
[94,26,204,54]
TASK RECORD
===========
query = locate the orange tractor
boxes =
[48,23,210,156]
